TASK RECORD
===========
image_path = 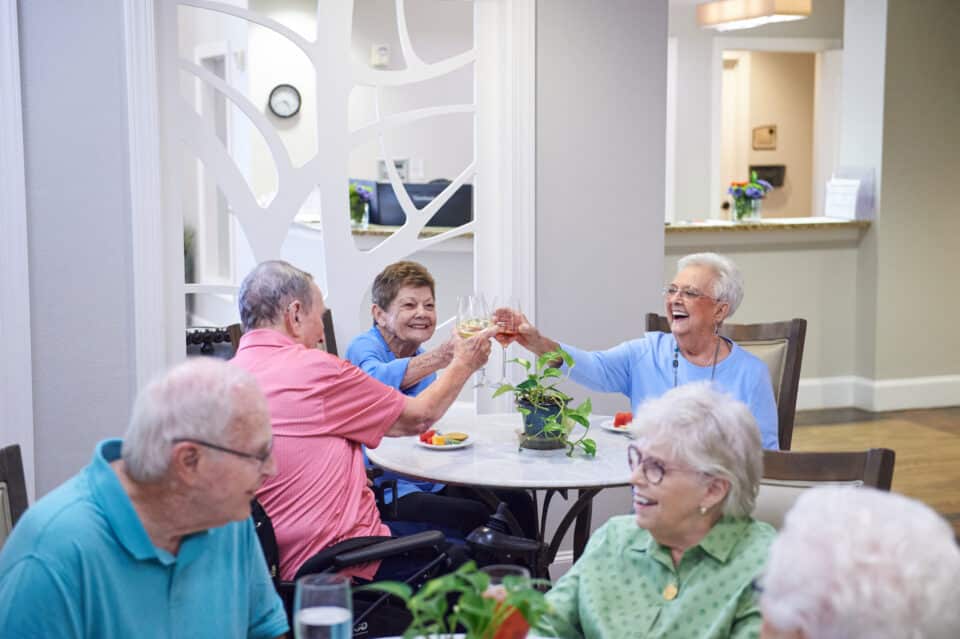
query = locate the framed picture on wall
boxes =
[752,125,777,150]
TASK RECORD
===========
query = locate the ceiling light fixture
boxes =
[697,0,812,32]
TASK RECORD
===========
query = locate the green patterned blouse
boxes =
[535,514,775,639]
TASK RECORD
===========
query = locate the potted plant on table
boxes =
[492,348,596,457]
[728,170,773,221]
[358,561,550,639]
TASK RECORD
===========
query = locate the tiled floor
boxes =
[794,406,960,535]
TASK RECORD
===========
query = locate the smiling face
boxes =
[629,441,713,545]
[664,265,728,341]
[374,285,437,348]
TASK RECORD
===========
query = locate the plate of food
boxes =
[416,429,473,450]
[599,412,634,435]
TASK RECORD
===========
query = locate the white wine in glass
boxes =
[458,294,491,387]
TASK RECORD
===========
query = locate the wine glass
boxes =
[458,294,492,388]
[492,297,521,387]
[293,573,353,639]
[481,564,531,639]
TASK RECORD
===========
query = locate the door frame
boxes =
[0,0,36,500]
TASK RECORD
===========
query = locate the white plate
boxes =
[416,437,474,451]
[599,419,633,435]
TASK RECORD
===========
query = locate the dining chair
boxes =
[0,444,29,549]
[645,314,807,450]
[753,448,896,529]
[320,308,338,356]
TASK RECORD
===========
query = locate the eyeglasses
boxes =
[661,285,718,302]
[173,437,273,468]
[627,445,701,485]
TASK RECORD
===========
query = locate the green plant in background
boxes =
[493,348,596,457]
[349,182,372,226]
[357,561,550,639]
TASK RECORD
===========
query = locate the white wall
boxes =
[811,49,843,217]
[19,0,138,494]
[669,0,844,219]
[537,0,668,565]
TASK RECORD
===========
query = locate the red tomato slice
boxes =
[419,429,436,443]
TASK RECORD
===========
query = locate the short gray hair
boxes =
[238,260,316,332]
[761,486,960,639]
[676,252,744,317]
[122,358,263,482]
[628,382,762,517]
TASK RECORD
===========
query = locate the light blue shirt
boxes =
[346,325,444,500]
[560,332,779,450]
[0,439,288,639]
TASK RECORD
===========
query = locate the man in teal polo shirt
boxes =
[0,358,288,639]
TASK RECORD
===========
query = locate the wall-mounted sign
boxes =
[752,125,777,150]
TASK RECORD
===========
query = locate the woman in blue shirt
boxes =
[347,261,537,538]
[499,253,779,450]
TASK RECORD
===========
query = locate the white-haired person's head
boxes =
[122,358,266,482]
[238,260,317,333]
[676,252,744,318]
[760,486,960,639]
[629,382,763,518]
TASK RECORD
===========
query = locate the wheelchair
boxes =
[251,498,540,639]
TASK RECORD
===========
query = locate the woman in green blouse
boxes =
[536,382,774,639]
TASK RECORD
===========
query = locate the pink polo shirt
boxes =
[231,329,406,580]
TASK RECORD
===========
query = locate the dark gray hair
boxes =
[122,358,261,482]
[628,382,762,517]
[677,252,744,317]
[238,260,316,332]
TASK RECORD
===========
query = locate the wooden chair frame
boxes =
[0,444,29,528]
[645,313,807,450]
[762,448,896,490]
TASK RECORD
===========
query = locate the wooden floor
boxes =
[794,406,960,536]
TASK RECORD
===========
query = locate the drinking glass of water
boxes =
[294,573,352,639]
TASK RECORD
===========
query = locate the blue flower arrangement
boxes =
[728,171,773,221]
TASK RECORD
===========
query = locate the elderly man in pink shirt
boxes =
[231,260,493,582]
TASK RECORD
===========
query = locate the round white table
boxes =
[366,411,633,576]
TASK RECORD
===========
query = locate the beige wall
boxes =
[871,0,960,379]
[748,52,815,218]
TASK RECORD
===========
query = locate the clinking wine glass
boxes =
[293,573,353,639]
[458,294,492,388]
[492,297,521,387]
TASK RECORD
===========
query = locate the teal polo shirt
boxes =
[0,439,288,639]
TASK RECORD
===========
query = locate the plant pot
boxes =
[350,201,369,229]
[518,400,566,450]
[733,197,762,222]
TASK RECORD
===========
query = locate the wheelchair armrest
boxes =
[332,530,447,569]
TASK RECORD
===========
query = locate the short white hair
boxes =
[122,358,263,482]
[762,486,960,639]
[676,252,744,317]
[628,382,762,517]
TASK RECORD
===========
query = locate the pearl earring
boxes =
[699,505,708,515]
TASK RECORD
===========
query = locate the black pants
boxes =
[386,486,538,540]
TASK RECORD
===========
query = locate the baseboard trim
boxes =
[799,375,960,412]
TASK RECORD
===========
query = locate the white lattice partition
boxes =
[164,0,487,346]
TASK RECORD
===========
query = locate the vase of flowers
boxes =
[728,171,773,222]
[349,183,371,229]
